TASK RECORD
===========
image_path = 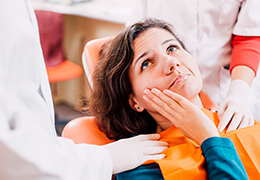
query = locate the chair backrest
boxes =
[62,37,218,145]
[62,37,114,145]
[62,116,114,145]
[82,37,113,88]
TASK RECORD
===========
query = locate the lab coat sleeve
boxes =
[233,0,260,36]
[0,0,113,179]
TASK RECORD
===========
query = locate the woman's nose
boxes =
[165,57,181,75]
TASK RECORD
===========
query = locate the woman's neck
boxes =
[192,95,204,109]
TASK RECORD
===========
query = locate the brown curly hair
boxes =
[88,18,186,140]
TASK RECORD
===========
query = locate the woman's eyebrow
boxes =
[133,51,149,69]
[161,39,175,46]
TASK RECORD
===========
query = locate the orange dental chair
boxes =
[61,37,218,145]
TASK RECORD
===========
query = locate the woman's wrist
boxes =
[198,134,220,146]
[201,137,233,151]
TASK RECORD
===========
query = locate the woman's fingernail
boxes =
[143,89,150,95]
[151,88,160,94]
[143,95,148,101]
[163,89,169,94]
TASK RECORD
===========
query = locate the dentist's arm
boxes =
[218,36,260,132]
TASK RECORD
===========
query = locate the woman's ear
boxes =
[128,94,144,112]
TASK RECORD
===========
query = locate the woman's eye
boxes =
[167,45,178,54]
[141,60,151,71]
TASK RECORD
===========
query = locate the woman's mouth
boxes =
[169,73,190,88]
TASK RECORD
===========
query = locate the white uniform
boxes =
[0,0,112,179]
[128,0,260,121]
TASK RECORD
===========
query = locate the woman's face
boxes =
[128,28,203,115]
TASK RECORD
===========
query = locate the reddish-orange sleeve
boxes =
[230,35,260,76]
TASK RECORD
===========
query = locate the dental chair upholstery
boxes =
[61,37,218,145]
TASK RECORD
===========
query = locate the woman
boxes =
[128,0,260,126]
[88,19,260,179]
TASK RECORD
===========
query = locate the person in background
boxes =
[0,1,168,179]
[127,0,260,129]
[88,18,260,179]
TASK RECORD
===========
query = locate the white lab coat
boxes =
[0,0,112,179]
[128,0,260,121]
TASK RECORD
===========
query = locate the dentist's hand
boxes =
[104,134,168,174]
[218,80,254,133]
[143,88,219,146]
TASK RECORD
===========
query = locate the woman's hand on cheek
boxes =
[143,88,219,145]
